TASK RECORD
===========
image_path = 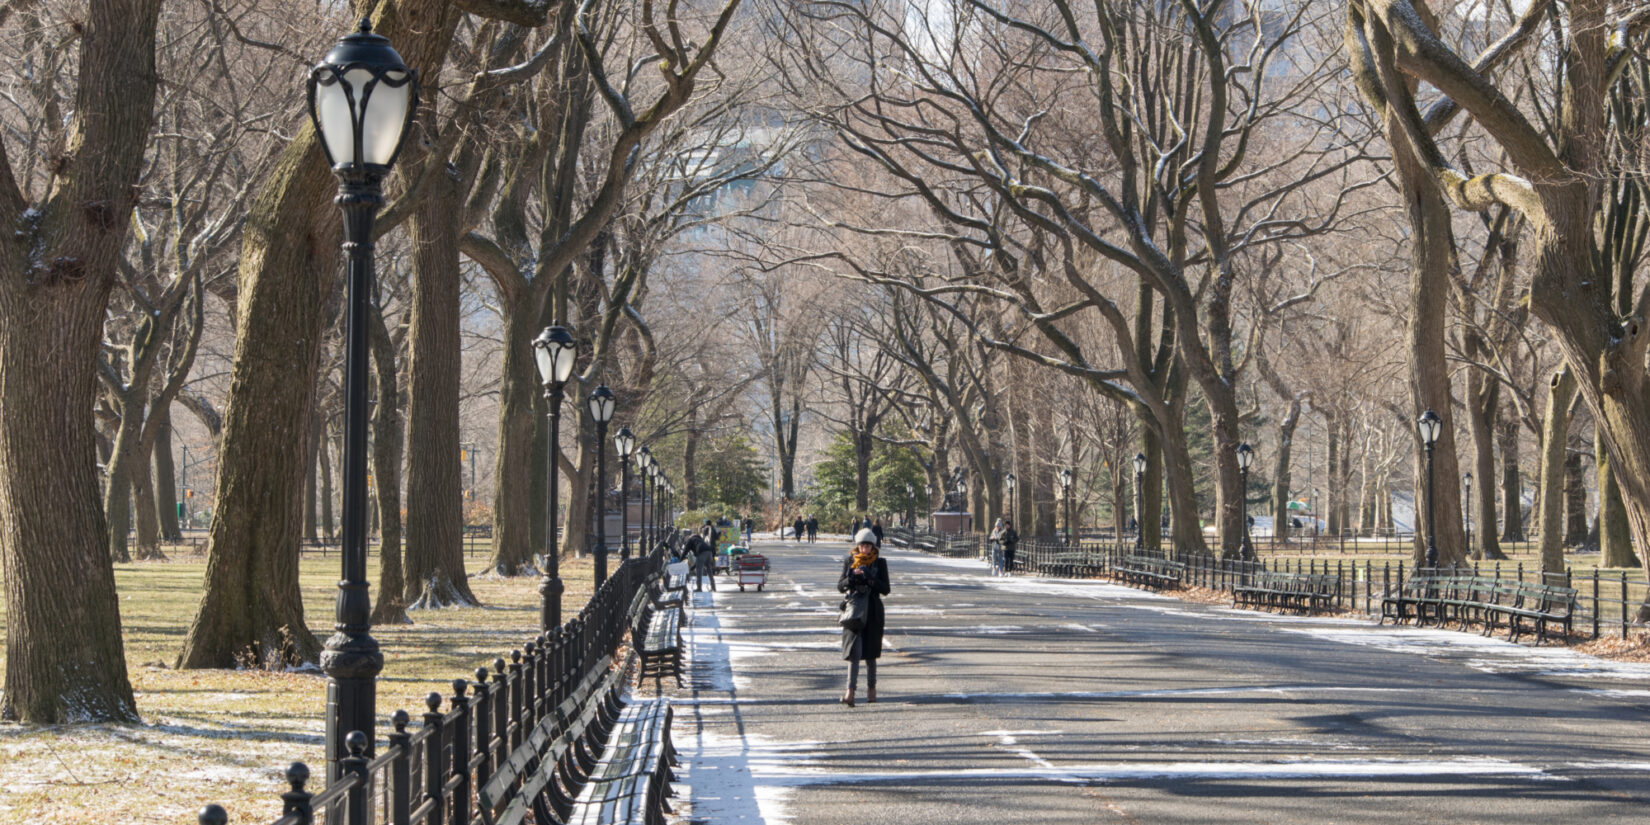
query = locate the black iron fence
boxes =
[199,544,667,825]
[929,537,1649,642]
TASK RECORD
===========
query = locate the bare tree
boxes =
[0,0,165,723]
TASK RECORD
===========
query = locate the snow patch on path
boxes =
[717,756,1558,787]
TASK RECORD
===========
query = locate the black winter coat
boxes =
[838,557,890,661]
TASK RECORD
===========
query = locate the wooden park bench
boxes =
[568,699,678,825]
[1233,570,1341,613]
[1379,574,1438,625]
[1111,554,1185,590]
[1483,581,1577,644]
[477,653,677,825]
[631,581,683,688]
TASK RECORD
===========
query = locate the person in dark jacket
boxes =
[870,519,885,546]
[806,515,818,542]
[999,519,1019,575]
[793,516,806,542]
[684,532,716,591]
[838,528,891,707]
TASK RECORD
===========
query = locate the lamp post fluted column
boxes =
[1133,453,1146,552]
[308,19,417,785]
[1464,471,1473,557]
[541,381,566,627]
[615,428,634,560]
[588,386,614,586]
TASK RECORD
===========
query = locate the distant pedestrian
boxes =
[999,519,1019,575]
[793,516,806,542]
[743,516,755,544]
[838,528,890,707]
[806,515,818,543]
[988,517,1007,575]
[870,519,884,546]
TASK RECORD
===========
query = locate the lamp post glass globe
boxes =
[1417,409,1442,445]
[532,326,577,387]
[1133,452,1147,476]
[308,16,419,787]
[1236,442,1253,470]
[588,384,615,423]
[308,18,417,170]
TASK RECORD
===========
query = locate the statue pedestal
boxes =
[932,511,972,534]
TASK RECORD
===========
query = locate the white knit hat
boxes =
[853,528,878,546]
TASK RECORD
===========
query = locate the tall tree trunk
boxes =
[854,430,872,513]
[683,410,701,509]
[104,397,141,564]
[305,431,320,541]
[1563,447,1589,547]
[1598,429,1639,568]
[173,139,336,669]
[319,420,336,542]
[402,140,473,606]
[487,299,543,575]
[1466,371,1506,559]
[1033,401,1056,536]
[0,300,141,721]
[1139,427,1164,552]
[154,408,182,541]
[1537,368,1577,574]
[1325,412,1343,537]
[368,311,409,625]
[1498,409,1524,542]
[132,439,162,559]
[1272,398,1301,542]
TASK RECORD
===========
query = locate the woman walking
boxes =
[838,528,890,707]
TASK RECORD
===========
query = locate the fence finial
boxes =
[198,803,228,825]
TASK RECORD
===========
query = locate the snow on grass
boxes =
[1277,624,1650,681]
[0,552,603,825]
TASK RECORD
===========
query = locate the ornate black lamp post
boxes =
[532,325,577,630]
[1236,442,1255,559]
[1133,453,1147,551]
[615,427,636,559]
[308,17,417,785]
[1059,468,1074,545]
[1005,472,1017,526]
[957,477,968,534]
[636,446,652,551]
[924,483,933,532]
[1463,471,1473,555]
[1418,409,1442,568]
[587,385,615,585]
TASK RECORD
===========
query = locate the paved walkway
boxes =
[662,538,1650,824]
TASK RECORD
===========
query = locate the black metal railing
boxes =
[200,543,668,825]
[909,537,1648,642]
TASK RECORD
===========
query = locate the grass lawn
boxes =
[0,543,599,824]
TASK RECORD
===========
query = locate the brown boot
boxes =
[867,687,877,704]
[840,691,855,708]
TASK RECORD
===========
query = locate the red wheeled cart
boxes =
[735,553,768,591]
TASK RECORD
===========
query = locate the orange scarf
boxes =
[851,544,879,570]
